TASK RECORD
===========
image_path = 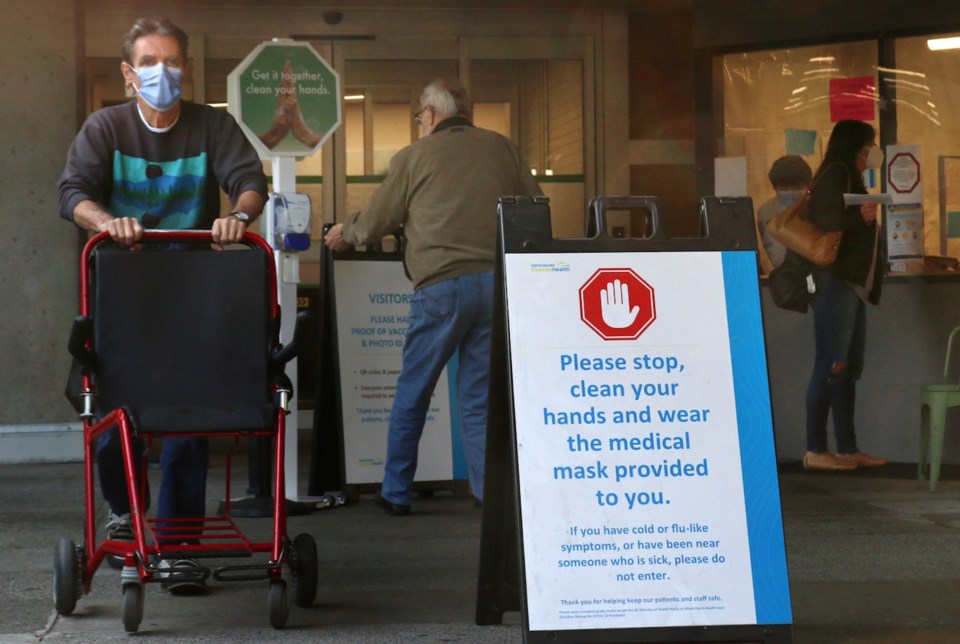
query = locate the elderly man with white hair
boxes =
[325,78,542,515]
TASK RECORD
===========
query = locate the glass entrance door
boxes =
[466,36,593,238]
[329,36,592,240]
[337,56,459,224]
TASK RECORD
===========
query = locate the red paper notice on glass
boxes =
[829,76,876,123]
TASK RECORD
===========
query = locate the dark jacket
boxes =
[808,162,886,304]
[59,100,267,230]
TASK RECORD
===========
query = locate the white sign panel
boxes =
[885,144,922,204]
[887,204,924,258]
[713,157,747,198]
[334,260,460,485]
[884,144,924,270]
[504,251,790,633]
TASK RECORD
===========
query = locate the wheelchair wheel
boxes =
[290,533,318,608]
[268,579,290,629]
[53,539,80,615]
[121,583,144,633]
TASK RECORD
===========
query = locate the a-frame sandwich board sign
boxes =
[477,195,792,644]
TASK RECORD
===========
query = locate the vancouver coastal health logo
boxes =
[529,261,571,273]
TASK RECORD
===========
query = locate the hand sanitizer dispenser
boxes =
[268,192,312,252]
[266,191,312,284]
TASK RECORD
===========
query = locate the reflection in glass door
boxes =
[939,156,960,257]
[340,59,458,222]
[471,58,585,238]
[331,37,591,240]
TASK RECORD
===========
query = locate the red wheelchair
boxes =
[54,230,317,632]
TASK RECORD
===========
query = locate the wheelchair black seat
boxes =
[90,242,274,434]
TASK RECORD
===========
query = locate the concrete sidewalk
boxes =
[2,461,960,643]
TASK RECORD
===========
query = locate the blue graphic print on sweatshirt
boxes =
[110,152,207,229]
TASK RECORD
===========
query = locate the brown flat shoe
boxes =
[835,452,886,467]
[803,451,858,471]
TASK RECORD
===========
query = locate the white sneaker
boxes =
[157,558,208,595]
[104,511,133,569]
[105,511,133,540]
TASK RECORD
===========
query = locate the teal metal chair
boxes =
[919,325,960,491]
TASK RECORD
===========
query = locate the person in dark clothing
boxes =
[801,119,887,471]
[58,17,268,591]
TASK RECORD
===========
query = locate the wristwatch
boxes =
[230,211,251,224]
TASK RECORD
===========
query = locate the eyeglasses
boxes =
[414,107,430,125]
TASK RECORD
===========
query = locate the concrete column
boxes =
[0,0,83,459]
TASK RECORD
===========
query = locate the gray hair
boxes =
[122,18,189,64]
[420,78,470,118]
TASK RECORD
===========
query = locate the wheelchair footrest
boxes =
[212,562,280,583]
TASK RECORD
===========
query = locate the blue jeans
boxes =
[381,272,494,505]
[805,272,866,454]
[97,430,209,537]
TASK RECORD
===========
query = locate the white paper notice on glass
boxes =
[843,193,893,206]
[714,157,747,197]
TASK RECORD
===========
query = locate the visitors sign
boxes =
[332,259,462,486]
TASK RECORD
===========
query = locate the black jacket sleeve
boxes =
[58,112,114,222]
[208,110,268,204]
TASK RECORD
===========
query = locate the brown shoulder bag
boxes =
[765,166,848,267]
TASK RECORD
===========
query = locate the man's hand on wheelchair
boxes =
[100,216,144,248]
[211,215,247,248]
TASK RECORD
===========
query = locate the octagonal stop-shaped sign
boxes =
[228,40,341,158]
[887,151,920,194]
[579,268,656,340]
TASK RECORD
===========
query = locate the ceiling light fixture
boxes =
[927,36,960,51]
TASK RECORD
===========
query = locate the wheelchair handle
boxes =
[84,230,274,254]
[80,230,279,319]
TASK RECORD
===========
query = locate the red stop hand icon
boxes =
[579,268,656,340]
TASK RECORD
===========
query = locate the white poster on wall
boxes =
[333,260,459,485]
[714,157,747,197]
[886,144,922,205]
[884,144,924,271]
[504,251,790,633]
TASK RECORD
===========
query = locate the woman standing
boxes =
[802,119,888,471]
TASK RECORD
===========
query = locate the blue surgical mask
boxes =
[132,63,182,112]
[776,189,806,208]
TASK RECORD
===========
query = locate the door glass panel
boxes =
[473,102,511,138]
[722,42,878,221]
[342,59,458,217]
[344,99,365,176]
[942,157,960,258]
[339,56,584,238]
[471,58,585,237]
[894,34,960,259]
[373,103,412,174]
